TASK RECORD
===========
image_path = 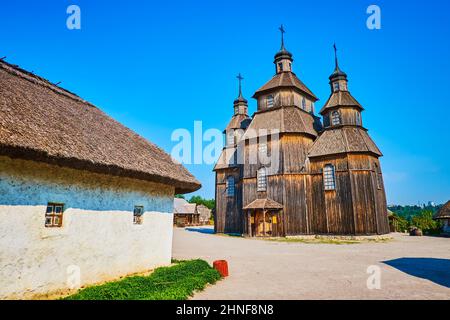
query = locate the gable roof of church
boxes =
[308,127,382,158]
[0,60,200,194]
[253,72,318,101]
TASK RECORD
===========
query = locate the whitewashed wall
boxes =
[0,156,175,299]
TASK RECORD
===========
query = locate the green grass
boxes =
[63,259,221,300]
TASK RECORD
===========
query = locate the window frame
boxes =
[226,176,235,197]
[331,110,341,126]
[257,167,267,192]
[333,82,340,92]
[45,203,64,228]
[226,130,235,146]
[375,164,383,190]
[266,95,274,108]
[323,164,336,191]
[133,206,144,225]
[356,112,362,126]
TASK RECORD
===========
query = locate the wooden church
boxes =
[214,26,390,237]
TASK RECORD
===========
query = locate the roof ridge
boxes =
[0,60,97,108]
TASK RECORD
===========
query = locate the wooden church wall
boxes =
[309,155,355,234]
[214,169,244,234]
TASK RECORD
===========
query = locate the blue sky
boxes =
[1,0,449,205]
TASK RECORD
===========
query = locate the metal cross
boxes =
[279,24,286,48]
[237,73,244,96]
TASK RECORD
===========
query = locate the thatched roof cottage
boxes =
[0,60,200,299]
[434,201,450,233]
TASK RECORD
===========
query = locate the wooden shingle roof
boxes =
[0,61,201,193]
[308,127,382,158]
[253,72,318,101]
[242,106,318,140]
[320,91,364,114]
[243,198,283,210]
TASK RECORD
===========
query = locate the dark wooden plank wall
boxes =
[215,169,244,234]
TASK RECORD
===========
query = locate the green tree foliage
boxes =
[411,210,442,235]
[389,205,443,234]
[188,196,215,210]
[392,213,409,233]
[174,194,185,199]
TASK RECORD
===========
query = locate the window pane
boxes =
[55,206,63,214]
[46,206,53,214]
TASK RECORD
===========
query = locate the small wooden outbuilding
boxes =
[173,198,200,226]
[434,201,450,233]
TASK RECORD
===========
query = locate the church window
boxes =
[257,167,267,192]
[45,203,64,228]
[331,111,341,126]
[278,62,283,72]
[375,164,383,190]
[227,130,234,146]
[333,82,340,92]
[323,165,336,191]
[258,142,268,156]
[356,112,361,126]
[267,95,274,108]
[226,176,235,197]
[133,206,144,224]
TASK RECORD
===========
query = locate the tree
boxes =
[188,196,215,210]
[175,194,185,199]
[411,210,442,235]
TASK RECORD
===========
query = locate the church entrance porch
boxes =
[243,198,284,238]
[249,210,279,237]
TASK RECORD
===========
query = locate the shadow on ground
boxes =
[383,258,450,288]
[185,227,216,235]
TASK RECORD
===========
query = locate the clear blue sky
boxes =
[1,0,449,205]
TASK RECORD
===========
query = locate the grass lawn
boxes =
[63,259,221,300]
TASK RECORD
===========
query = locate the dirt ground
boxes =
[172,227,450,300]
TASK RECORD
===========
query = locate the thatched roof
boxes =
[0,60,200,194]
[243,198,283,210]
[242,106,318,140]
[434,201,450,220]
[173,198,198,215]
[308,127,382,158]
[320,91,364,114]
[253,72,318,101]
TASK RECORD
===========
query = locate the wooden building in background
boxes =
[214,27,389,237]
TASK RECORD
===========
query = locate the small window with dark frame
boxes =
[375,164,383,190]
[278,62,283,72]
[331,111,341,126]
[266,95,274,108]
[302,97,306,110]
[323,164,336,191]
[356,112,362,126]
[333,82,340,92]
[45,203,64,228]
[226,176,235,197]
[133,206,144,225]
